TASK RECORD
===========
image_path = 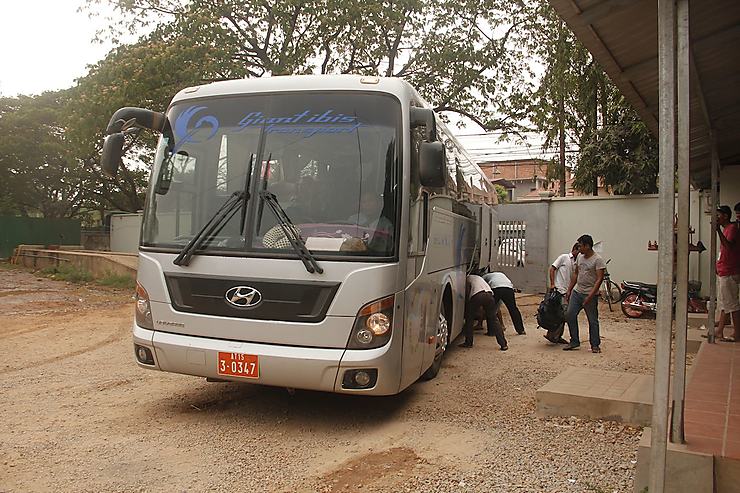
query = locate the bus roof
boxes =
[172,75,422,105]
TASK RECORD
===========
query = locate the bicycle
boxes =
[600,259,622,311]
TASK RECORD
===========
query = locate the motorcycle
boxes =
[620,280,707,318]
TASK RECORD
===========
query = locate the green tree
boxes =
[0,92,91,218]
[526,3,577,197]
[494,184,508,203]
[86,0,535,131]
[573,98,658,195]
[64,36,225,212]
[63,0,541,212]
[524,1,657,195]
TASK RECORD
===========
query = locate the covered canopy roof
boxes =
[549,0,740,189]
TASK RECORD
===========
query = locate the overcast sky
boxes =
[0,0,116,97]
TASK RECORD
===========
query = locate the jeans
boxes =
[492,287,526,334]
[566,290,600,348]
[464,291,507,348]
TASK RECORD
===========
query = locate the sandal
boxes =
[720,337,736,342]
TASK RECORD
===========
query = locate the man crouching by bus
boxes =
[483,271,527,335]
[460,274,508,351]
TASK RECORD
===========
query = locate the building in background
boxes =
[479,159,612,201]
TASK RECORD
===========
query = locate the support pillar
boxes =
[709,144,719,342]
[650,0,677,491]
[671,0,690,445]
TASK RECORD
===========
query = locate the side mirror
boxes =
[101,133,125,178]
[410,107,437,141]
[106,107,166,134]
[419,141,446,188]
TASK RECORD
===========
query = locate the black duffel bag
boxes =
[537,289,566,342]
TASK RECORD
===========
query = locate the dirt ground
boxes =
[0,264,660,492]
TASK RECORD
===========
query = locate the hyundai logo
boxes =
[225,286,262,308]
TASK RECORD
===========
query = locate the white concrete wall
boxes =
[545,173,737,297]
[548,195,663,287]
[110,214,143,254]
[691,190,712,296]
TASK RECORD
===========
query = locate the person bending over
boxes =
[460,274,508,350]
[482,271,526,335]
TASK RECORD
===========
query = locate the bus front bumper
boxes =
[133,324,401,395]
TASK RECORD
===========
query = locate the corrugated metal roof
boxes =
[549,0,740,188]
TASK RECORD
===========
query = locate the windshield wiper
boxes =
[173,190,248,266]
[259,191,323,274]
[173,154,255,266]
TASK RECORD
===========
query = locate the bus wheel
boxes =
[421,310,449,380]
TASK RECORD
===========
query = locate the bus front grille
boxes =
[164,274,340,323]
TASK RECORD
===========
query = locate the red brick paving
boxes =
[685,341,740,459]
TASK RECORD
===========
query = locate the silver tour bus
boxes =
[100,75,498,395]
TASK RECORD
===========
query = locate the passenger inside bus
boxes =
[284,176,322,224]
[345,190,393,252]
[257,138,395,255]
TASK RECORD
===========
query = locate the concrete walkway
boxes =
[536,366,653,426]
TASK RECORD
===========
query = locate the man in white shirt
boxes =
[550,243,580,295]
[460,274,508,350]
[545,243,580,344]
[482,272,526,335]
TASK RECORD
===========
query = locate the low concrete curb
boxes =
[536,366,653,426]
[12,245,137,279]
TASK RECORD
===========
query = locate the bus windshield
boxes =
[142,92,400,259]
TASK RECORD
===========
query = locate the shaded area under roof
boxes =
[549,0,740,189]
[491,178,517,189]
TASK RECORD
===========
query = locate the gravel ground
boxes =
[0,265,658,492]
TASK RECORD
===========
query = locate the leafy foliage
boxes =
[524,1,658,195]
[1,0,662,221]
[574,100,658,195]
[494,184,508,203]
[0,92,92,217]
[64,37,222,212]
[86,0,535,132]
[40,263,94,283]
[97,272,136,290]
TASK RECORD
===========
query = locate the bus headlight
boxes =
[348,295,394,349]
[366,313,390,335]
[135,282,154,330]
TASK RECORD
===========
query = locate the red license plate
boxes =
[217,352,259,379]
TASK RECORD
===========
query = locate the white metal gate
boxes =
[493,202,550,294]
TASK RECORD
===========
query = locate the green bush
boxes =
[97,272,136,290]
[40,263,93,283]
[0,261,24,270]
